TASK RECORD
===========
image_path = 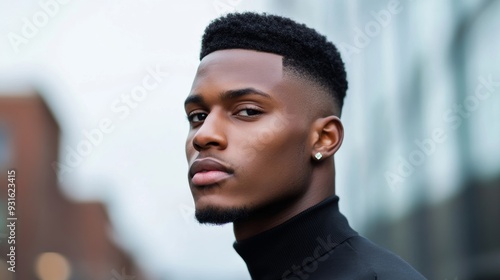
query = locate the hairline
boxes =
[281,62,342,117]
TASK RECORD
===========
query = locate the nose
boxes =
[192,110,228,151]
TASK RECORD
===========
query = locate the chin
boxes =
[195,204,250,225]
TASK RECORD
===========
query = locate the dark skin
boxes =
[185,49,344,241]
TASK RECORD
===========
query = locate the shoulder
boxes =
[295,235,426,280]
[341,235,427,280]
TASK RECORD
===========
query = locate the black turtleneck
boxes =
[233,195,426,280]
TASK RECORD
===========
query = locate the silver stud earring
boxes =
[314,152,323,160]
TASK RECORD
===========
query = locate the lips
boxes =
[189,158,233,186]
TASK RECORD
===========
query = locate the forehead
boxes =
[190,49,284,94]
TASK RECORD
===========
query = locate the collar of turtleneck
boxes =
[233,195,358,280]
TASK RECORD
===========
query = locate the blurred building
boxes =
[263,0,500,279]
[0,92,143,280]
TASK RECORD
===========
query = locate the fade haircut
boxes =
[199,12,348,115]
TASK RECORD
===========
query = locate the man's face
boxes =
[185,49,315,224]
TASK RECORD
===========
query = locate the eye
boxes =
[236,108,263,117]
[187,112,208,123]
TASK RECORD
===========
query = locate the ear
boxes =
[310,116,344,160]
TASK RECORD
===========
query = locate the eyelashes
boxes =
[187,112,208,123]
[186,107,264,125]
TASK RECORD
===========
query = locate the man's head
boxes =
[200,12,348,115]
[184,12,348,227]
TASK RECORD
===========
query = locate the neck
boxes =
[233,161,336,241]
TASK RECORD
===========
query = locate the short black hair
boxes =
[200,12,348,114]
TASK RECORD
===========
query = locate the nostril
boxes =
[193,138,204,150]
[193,142,202,150]
[193,140,220,150]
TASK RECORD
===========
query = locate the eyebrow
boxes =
[184,87,271,107]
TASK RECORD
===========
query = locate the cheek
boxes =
[270,133,308,174]
[185,135,195,161]
[264,116,308,160]
[234,120,309,179]
[263,121,309,178]
[236,134,309,206]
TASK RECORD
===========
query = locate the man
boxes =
[184,12,425,280]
